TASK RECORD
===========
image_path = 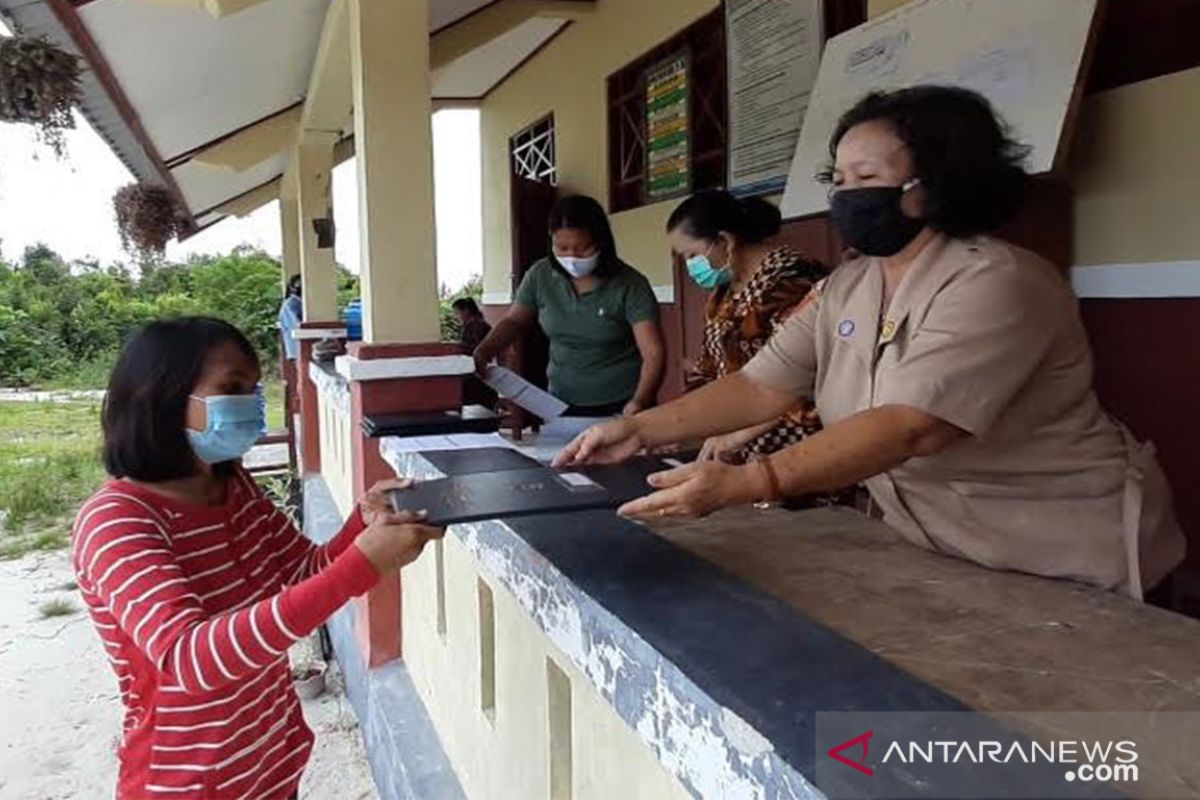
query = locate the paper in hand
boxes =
[483,365,568,421]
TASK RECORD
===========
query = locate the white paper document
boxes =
[483,366,568,421]
[382,432,513,455]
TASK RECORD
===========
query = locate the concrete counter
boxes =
[347,442,1200,799]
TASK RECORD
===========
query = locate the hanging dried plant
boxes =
[0,35,82,158]
[113,183,187,260]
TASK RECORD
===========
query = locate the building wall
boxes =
[480,0,721,301]
[401,530,691,800]
[1066,66,1200,591]
[1070,65,1200,265]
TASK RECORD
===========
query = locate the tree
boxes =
[0,244,289,387]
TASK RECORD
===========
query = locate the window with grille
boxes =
[607,9,726,214]
[510,115,557,184]
[606,1,868,215]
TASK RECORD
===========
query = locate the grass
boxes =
[0,378,287,560]
[0,400,106,559]
[263,378,285,431]
[36,356,118,391]
[38,598,77,618]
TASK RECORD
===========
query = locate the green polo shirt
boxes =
[514,257,659,406]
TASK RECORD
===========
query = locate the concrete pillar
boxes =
[338,0,475,668]
[279,193,301,288]
[278,192,303,469]
[295,130,340,323]
[349,0,441,344]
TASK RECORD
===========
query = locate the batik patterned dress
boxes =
[686,246,827,462]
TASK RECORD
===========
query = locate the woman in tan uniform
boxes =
[557,86,1184,598]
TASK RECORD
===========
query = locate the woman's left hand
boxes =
[622,399,646,416]
[617,461,759,520]
[360,478,415,527]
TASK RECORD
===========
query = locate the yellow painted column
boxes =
[348,0,441,344]
[279,193,301,288]
[295,130,340,322]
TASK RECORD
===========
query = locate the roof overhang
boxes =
[0,0,588,236]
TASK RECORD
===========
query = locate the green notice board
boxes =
[645,53,691,202]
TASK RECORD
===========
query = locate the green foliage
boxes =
[337,266,360,311]
[0,243,294,387]
[188,247,283,358]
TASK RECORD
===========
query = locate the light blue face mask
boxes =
[685,241,733,290]
[187,386,266,465]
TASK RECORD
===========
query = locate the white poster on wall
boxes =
[726,0,825,197]
[779,0,1098,218]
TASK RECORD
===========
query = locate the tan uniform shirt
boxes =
[743,234,1184,595]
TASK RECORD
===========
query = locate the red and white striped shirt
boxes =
[71,468,377,799]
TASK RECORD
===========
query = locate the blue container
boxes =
[343,299,363,342]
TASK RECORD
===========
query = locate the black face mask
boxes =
[829,180,924,257]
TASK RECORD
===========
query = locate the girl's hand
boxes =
[355,512,445,574]
[617,461,762,520]
[553,417,644,467]
[360,478,415,527]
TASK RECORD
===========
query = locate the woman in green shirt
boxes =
[473,195,666,417]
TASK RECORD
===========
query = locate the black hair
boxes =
[547,195,621,277]
[451,297,482,316]
[102,317,260,481]
[825,86,1030,237]
[666,190,782,245]
[286,274,302,297]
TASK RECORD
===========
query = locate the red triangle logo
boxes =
[827,730,875,776]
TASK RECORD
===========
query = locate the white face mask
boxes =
[557,253,600,279]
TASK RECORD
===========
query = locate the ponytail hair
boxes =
[666,189,782,245]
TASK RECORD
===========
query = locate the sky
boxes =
[0,36,483,291]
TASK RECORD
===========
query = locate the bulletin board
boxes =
[780,0,1100,218]
[644,52,692,202]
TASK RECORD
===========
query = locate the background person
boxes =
[278,274,303,435]
[668,190,828,466]
[453,297,497,409]
[472,195,665,417]
[453,296,491,352]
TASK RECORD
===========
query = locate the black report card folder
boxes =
[388,457,680,526]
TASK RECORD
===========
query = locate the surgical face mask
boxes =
[685,239,733,290]
[187,386,266,465]
[556,252,600,279]
[829,178,924,257]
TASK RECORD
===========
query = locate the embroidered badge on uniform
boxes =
[880,319,897,343]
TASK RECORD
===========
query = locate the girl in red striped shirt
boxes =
[72,317,441,799]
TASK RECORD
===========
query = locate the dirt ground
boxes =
[0,551,377,800]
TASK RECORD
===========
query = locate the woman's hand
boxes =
[552,416,644,466]
[355,511,445,574]
[360,478,415,527]
[617,461,763,520]
[698,429,755,462]
[622,399,648,416]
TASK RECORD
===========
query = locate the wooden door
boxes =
[508,175,557,389]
